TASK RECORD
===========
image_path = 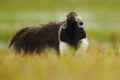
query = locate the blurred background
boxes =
[0,0,120,51]
[0,1,120,80]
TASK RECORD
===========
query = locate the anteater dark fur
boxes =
[9,22,63,55]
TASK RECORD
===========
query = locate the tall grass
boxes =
[0,44,120,80]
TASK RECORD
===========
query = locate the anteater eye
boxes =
[79,22,83,25]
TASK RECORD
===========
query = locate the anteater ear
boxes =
[62,21,67,29]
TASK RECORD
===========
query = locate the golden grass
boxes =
[0,40,120,80]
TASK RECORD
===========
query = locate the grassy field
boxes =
[0,0,120,80]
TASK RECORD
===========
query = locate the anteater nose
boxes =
[80,22,83,25]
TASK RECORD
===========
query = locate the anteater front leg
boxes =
[54,43,60,56]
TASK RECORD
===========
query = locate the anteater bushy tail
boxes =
[9,27,29,48]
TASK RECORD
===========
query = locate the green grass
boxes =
[0,0,120,12]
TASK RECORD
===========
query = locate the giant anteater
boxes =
[9,12,89,56]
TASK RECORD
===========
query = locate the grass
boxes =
[0,45,120,80]
[0,0,120,12]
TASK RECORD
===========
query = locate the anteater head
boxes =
[62,11,86,40]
